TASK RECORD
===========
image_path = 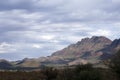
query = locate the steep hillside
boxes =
[52,36,112,59]
[100,38,120,59]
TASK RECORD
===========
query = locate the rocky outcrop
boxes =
[52,36,112,59]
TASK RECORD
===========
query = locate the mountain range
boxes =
[0,36,120,70]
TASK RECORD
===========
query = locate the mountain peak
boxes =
[91,36,108,40]
[77,36,112,45]
[91,36,112,43]
[91,36,106,39]
[53,36,112,59]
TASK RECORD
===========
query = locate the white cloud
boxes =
[89,29,111,37]
[0,42,17,53]
[33,44,42,49]
[41,35,55,40]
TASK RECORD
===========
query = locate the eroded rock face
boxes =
[51,37,120,65]
[52,36,112,59]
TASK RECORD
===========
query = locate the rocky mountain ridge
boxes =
[52,36,112,58]
[0,36,120,70]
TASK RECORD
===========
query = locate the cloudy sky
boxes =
[0,0,120,61]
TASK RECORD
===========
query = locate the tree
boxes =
[110,50,120,79]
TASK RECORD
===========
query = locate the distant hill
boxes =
[0,36,120,70]
[0,59,13,69]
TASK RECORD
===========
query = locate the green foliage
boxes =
[56,64,102,80]
[74,70,101,80]
[73,64,101,80]
[109,50,120,79]
[42,67,58,80]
